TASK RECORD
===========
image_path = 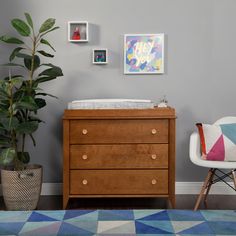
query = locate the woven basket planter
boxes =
[1,164,43,210]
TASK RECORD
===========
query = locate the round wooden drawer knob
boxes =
[82,179,88,185]
[151,129,157,135]
[151,154,157,160]
[82,129,88,135]
[82,155,88,160]
[151,179,157,185]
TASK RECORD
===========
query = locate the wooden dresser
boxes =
[63,108,176,209]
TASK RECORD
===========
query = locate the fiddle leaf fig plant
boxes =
[0,13,63,170]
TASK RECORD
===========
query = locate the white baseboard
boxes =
[41,183,62,195]
[176,182,235,195]
[1,182,235,196]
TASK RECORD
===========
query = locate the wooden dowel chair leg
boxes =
[232,170,236,189]
[203,169,215,204]
[194,169,214,211]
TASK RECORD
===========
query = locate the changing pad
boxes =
[68,99,155,109]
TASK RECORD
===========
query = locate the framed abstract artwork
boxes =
[124,34,164,74]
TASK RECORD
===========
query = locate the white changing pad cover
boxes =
[68,99,155,109]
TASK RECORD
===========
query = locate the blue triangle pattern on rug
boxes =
[58,222,94,235]
[208,221,236,234]
[63,210,96,220]
[98,210,134,221]
[179,221,214,234]
[0,222,25,234]
[0,209,235,235]
[28,212,59,222]
[201,210,236,221]
[135,221,172,234]
[136,220,174,233]
[137,210,170,221]
[168,210,205,221]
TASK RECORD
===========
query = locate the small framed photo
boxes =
[124,34,164,74]
[93,49,108,64]
[68,21,88,42]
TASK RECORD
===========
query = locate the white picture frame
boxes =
[68,21,89,42]
[124,34,164,74]
[92,48,108,64]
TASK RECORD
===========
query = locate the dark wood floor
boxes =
[1,195,235,210]
[0,195,231,210]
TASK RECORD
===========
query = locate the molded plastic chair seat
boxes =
[189,116,236,210]
[190,132,236,169]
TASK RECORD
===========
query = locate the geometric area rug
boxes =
[0,210,236,235]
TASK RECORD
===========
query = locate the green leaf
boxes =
[41,63,58,68]
[24,55,40,71]
[0,97,9,103]
[13,90,24,101]
[24,13,33,29]
[16,53,32,59]
[34,76,56,84]
[0,148,16,165]
[11,18,31,36]
[9,47,24,61]
[29,134,36,146]
[4,74,24,81]
[28,115,44,123]
[0,117,18,131]
[16,96,38,111]
[16,121,38,134]
[39,18,55,33]
[37,50,54,58]
[0,35,24,44]
[40,26,59,38]
[0,89,8,100]
[11,77,23,87]
[40,38,55,51]
[1,63,25,68]
[0,109,8,118]
[39,66,63,77]
[36,92,57,99]
[0,135,11,147]
[18,151,30,164]
[35,98,46,109]
[0,140,10,147]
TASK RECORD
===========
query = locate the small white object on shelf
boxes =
[93,49,108,64]
[68,21,88,42]
[68,99,155,109]
[157,95,168,108]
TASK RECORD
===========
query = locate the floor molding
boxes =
[176,182,235,195]
[0,182,235,196]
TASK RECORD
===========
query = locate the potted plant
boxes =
[0,13,63,210]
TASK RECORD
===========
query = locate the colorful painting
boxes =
[124,34,164,74]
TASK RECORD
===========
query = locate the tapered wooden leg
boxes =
[203,169,215,204]
[63,196,69,210]
[232,170,236,189]
[194,169,214,211]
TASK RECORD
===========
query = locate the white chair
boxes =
[189,116,236,210]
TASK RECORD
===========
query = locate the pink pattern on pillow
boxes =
[206,135,225,161]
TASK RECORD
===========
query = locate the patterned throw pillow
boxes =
[196,123,236,161]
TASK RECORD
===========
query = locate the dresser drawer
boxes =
[70,119,168,144]
[70,170,168,195]
[70,144,168,169]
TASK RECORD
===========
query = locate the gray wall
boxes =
[1,0,236,183]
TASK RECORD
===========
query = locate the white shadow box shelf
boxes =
[93,49,108,64]
[68,21,88,42]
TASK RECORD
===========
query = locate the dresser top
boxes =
[63,107,176,119]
